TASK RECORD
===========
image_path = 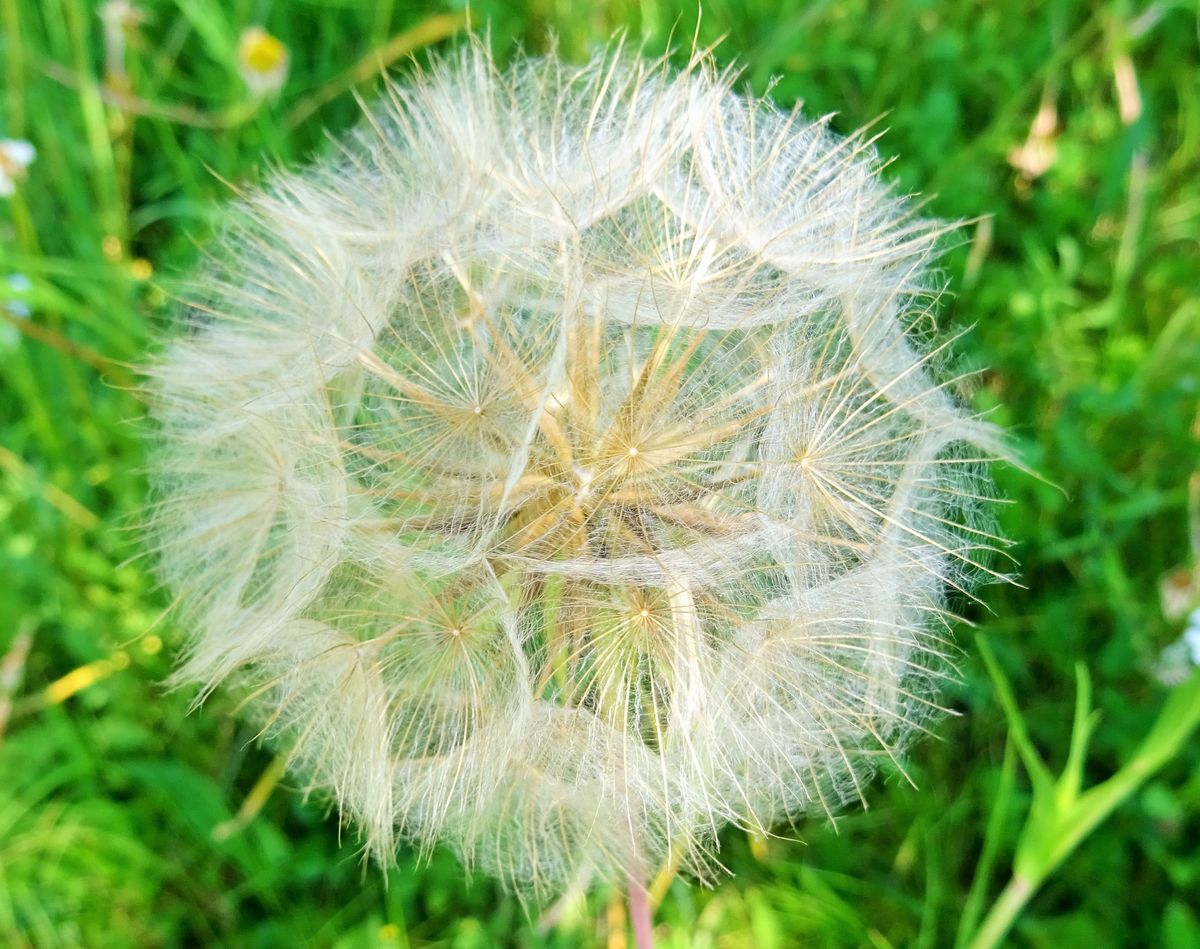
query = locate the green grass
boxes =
[2,0,1198,946]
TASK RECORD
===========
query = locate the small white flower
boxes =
[1159,566,1198,621]
[4,273,31,318]
[237,27,289,98]
[0,140,35,197]
[1184,608,1200,666]
[1153,608,1200,686]
[0,274,31,349]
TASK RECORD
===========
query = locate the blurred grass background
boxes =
[1,0,1198,946]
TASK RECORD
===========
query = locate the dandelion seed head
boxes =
[147,41,1004,900]
[0,139,35,197]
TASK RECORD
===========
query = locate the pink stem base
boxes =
[628,875,654,949]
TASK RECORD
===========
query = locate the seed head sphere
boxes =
[147,42,1004,898]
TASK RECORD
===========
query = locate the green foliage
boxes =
[964,642,1200,948]
[1,0,1196,945]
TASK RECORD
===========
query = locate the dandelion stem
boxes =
[967,874,1033,949]
[627,874,654,949]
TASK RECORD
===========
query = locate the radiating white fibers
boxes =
[145,41,1006,900]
